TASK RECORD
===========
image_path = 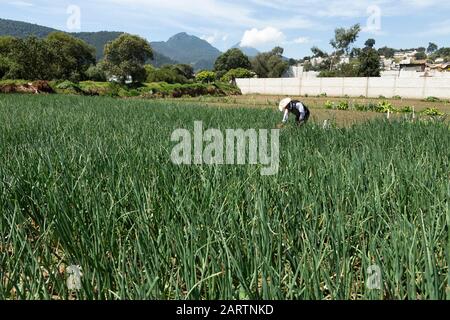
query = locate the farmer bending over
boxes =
[278,98,310,127]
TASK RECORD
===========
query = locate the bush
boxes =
[79,81,112,96]
[85,65,107,82]
[337,101,349,110]
[324,100,334,109]
[196,71,216,84]
[139,82,238,98]
[424,96,440,102]
[422,107,444,116]
[55,80,82,94]
[399,106,413,113]
[376,101,395,113]
[393,95,402,100]
[220,68,255,83]
[145,65,190,84]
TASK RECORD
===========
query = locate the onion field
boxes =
[0,94,449,300]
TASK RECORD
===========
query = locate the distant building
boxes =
[394,50,418,61]
[380,56,398,71]
[399,60,427,72]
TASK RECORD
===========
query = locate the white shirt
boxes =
[282,102,306,123]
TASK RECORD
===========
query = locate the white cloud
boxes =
[240,27,286,48]
[292,37,309,44]
[200,31,229,44]
[9,1,33,6]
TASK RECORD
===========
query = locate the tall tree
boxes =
[214,48,251,73]
[45,32,96,81]
[377,46,396,58]
[311,46,328,58]
[4,36,53,80]
[414,52,427,60]
[102,34,153,84]
[427,42,438,54]
[251,47,289,78]
[358,42,381,77]
[365,39,376,48]
[329,24,361,70]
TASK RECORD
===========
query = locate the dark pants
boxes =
[296,107,310,125]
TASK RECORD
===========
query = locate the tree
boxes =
[85,64,107,81]
[195,70,216,83]
[427,42,438,54]
[4,36,53,80]
[414,52,427,60]
[378,46,396,58]
[329,24,361,70]
[330,24,361,54]
[102,34,153,84]
[0,36,16,79]
[251,47,289,78]
[350,47,362,59]
[365,39,376,48]
[171,64,195,80]
[311,46,328,58]
[214,48,251,73]
[45,32,96,81]
[358,45,381,77]
[288,58,298,66]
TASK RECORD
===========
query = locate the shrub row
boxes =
[324,100,446,116]
[0,80,241,98]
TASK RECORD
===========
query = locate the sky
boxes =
[1,0,449,58]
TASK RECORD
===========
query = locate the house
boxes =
[380,56,398,71]
[394,50,418,61]
[399,60,427,72]
[310,57,324,67]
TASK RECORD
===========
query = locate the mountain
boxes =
[0,18,178,66]
[71,31,124,60]
[151,32,221,70]
[0,18,58,38]
[231,43,260,57]
[151,51,179,67]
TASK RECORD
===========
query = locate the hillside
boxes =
[0,18,57,38]
[71,31,124,60]
[151,32,221,70]
[0,18,178,67]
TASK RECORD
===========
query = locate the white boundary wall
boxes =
[236,77,450,99]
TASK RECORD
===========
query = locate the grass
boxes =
[0,94,449,300]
